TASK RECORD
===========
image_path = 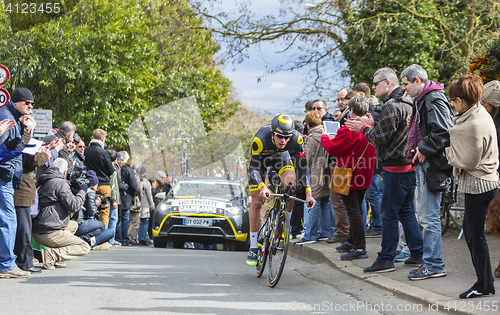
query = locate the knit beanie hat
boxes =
[482,80,500,108]
[11,87,34,103]
[138,166,148,175]
[86,170,99,186]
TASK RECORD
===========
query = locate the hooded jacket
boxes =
[32,168,86,234]
[408,81,454,174]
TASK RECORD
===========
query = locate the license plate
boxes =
[183,218,212,226]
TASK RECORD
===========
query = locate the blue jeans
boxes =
[138,218,149,243]
[75,219,113,246]
[366,173,383,231]
[377,170,423,261]
[0,179,17,271]
[76,219,105,238]
[416,163,445,273]
[303,204,309,231]
[303,196,331,241]
[108,204,118,243]
[116,208,130,243]
[329,204,336,236]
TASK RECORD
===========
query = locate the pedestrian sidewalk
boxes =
[290,229,500,315]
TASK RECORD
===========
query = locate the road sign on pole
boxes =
[0,88,10,108]
[32,109,53,140]
[0,65,10,86]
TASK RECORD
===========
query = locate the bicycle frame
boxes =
[256,183,307,287]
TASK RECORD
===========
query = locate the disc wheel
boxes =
[267,210,290,287]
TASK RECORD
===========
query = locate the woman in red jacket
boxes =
[321,96,376,260]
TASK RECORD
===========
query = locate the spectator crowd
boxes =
[1,64,500,300]
[0,88,172,278]
[282,65,500,299]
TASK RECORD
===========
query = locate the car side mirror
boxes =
[155,192,166,200]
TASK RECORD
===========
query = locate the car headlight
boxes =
[160,204,168,211]
[226,207,241,215]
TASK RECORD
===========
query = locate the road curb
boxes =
[290,241,482,315]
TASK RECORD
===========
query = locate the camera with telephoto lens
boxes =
[96,195,112,210]
[69,163,89,194]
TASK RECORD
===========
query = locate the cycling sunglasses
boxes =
[274,133,291,140]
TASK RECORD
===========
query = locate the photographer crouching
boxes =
[32,158,90,270]
[72,170,113,249]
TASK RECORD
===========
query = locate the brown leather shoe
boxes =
[42,249,55,270]
[0,267,30,278]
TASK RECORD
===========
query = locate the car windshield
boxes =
[172,181,243,201]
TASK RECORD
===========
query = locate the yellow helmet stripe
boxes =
[278,115,292,124]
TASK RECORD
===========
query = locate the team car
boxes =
[152,177,250,250]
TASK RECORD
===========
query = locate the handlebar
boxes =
[269,193,307,204]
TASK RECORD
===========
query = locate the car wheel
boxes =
[153,238,168,248]
[173,240,184,249]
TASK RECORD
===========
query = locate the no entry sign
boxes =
[0,88,10,108]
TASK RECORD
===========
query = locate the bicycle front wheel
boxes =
[256,217,270,278]
[267,209,290,287]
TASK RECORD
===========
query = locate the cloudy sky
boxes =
[208,0,350,116]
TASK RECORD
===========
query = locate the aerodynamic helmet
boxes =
[271,114,295,136]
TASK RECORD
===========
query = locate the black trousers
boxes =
[463,190,496,294]
[291,190,306,236]
[341,189,366,250]
[14,206,34,270]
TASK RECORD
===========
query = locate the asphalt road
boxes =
[1,246,451,315]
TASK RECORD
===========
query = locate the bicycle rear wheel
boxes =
[256,216,270,278]
[267,209,290,287]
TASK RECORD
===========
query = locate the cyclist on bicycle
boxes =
[246,114,316,266]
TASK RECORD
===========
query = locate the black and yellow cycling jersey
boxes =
[248,124,311,193]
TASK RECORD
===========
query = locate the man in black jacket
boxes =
[32,158,90,270]
[401,64,453,281]
[84,129,115,229]
[346,67,424,273]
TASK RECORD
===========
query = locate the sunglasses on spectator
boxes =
[312,106,325,110]
[275,134,291,140]
[372,79,386,86]
[24,101,34,106]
